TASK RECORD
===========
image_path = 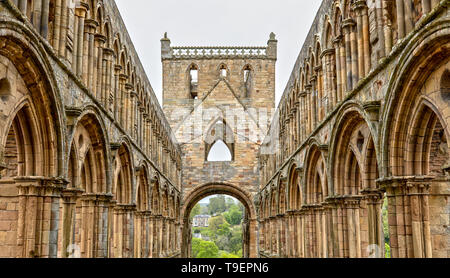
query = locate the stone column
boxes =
[380,177,433,258]
[118,74,128,128]
[344,196,363,258]
[114,65,122,120]
[83,19,98,88]
[332,36,343,103]
[59,188,83,258]
[353,1,371,77]
[73,4,88,77]
[124,83,134,135]
[342,19,354,91]
[361,189,385,258]
[15,177,65,258]
[326,197,344,257]
[403,0,415,35]
[321,49,335,112]
[17,0,27,14]
[396,0,406,39]
[382,0,392,55]
[323,201,334,258]
[94,34,106,100]
[102,48,115,109]
[129,91,137,139]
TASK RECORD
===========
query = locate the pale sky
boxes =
[115,0,322,106]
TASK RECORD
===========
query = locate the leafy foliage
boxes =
[190,195,244,258]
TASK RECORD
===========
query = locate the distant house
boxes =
[192,215,211,227]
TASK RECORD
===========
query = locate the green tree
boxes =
[219,251,240,258]
[224,204,243,226]
[191,237,202,258]
[229,226,243,254]
[208,215,226,239]
[225,197,235,209]
[190,204,201,221]
[208,195,227,215]
[197,240,219,258]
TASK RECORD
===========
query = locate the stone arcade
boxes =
[0,0,448,258]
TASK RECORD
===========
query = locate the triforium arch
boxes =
[61,109,110,258]
[0,24,64,258]
[180,182,257,258]
[327,102,383,258]
[302,139,329,258]
[110,139,135,258]
[134,161,151,258]
[380,21,450,258]
[204,117,235,161]
[285,161,303,258]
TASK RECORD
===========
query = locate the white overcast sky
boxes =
[115,0,322,106]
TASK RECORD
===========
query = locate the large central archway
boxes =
[180,183,258,258]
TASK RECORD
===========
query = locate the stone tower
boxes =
[161,33,277,257]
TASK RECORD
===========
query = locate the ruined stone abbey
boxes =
[0,0,448,258]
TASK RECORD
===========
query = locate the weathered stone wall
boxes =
[0,0,182,258]
[161,35,276,258]
[258,0,450,258]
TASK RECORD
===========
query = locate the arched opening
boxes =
[381,32,450,257]
[62,113,109,258]
[204,118,235,162]
[219,64,228,78]
[134,166,150,258]
[110,143,134,258]
[243,65,252,97]
[188,64,198,99]
[207,140,232,162]
[0,34,62,256]
[331,107,383,258]
[286,164,302,257]
[181,183,257,258]
[189,194,245,258]
[304,145,328,258]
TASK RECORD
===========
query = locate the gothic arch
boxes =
[0,23,64,178]
[381,21,450,177]
[304,142,328,204]
[204,117,235,161]
[112,141,134,204]
[329,101,379,195]
[379,22,450,258]
[180,182,257,258]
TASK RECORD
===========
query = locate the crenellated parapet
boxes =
[161,32,277,60]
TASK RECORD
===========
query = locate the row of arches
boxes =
[263,0,443,177]
[0,11,181,257]
[258,13,450,257]
[9,0,181,185]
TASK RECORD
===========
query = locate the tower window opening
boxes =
[189,65,199,99]
[207,140,232,162]
[220,65,227,78]
[243,65,252,97]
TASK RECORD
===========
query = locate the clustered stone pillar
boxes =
[15,177,65,258]
[310,76,318,129]
[353,1,371,78]
[102,48,114,109]
[94,34,106,99]
[305,85,312,135]
[361,189,385,257]
[321,49,336,112]
[396,0,414,40]
[381,177,433,258]
[74,4,87,77]
[83,19,97,89]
